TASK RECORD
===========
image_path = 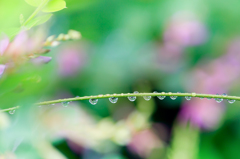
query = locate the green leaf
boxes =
[3,27,21,39]
[20,14,25,25]
[24,14,52,30]
[42,0,66,12]
[24,0,43,7]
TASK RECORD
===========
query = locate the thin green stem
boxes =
[0,92,239,113]
[0,106,20,113]
[22,0,49,27]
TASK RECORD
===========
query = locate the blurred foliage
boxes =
[1,0,240,158]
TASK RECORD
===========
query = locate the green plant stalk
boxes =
[0,92,239,113]
[22,0,49,27]
[1,106,20,112]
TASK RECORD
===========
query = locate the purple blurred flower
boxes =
[157,42,183,72]
[164,12,208,46]
[30,56,52,65]
[128,129,162,157]
[180,37,240,130]
[4,30,46,60]
[157,11,208,72]
[179,99,224,130]
[57,47,86,76]
[0,36,9,56]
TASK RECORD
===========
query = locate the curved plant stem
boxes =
[22,0,49,27]
[0,92,239,113]
[0,106,20,113]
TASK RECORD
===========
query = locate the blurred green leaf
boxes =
[24,14,52,30]
[3,27,21,39]
[24,0,42,7]
[42,0,66,12]
[20,14,25,25]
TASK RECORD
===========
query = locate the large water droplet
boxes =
[215,94,223,103]
[89,99,98,105]
[128,91,138,102]
[185,96,191,100]
[207,97,211,100]
[227,99,235,104]
[62,101,70,107]
[143,96,151,101]
[153,91,165,100]
[109,97,118,103]
[128,96,136,102]
[222,93,227,96]
[9,110,15,115]
[170,96,177,100]
[215,98,223,103]
[158,96,166,100]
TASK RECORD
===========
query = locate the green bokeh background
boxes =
[1,0,240,159]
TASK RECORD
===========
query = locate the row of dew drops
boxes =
[8,92,236,115]
[65,91,236,106]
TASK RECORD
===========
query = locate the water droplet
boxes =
[200,97,204,99]
[215,98,223,103]
[158,96,166,100]
[51,104,55,105]
[76,96,79,98]
[128,91,138,102]
[143,96,151,101]
[62,101,70,107]
[109,97,118,103]
[128,96,136,102]
[215,94,223,103]
[227,99,235,104]
[222,93,227,96]
[9,110,15,115]
[170,96,177,100]
[153,91,165,100]
[98,94,103,97]
[89,99,98,105]
[207,97,211,100]
[185,96,191,100]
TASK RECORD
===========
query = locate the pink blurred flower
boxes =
[30,56,52,65]
[180,37,240,130]
[157,42,183,72]
[128,129,162,157]
[57,47,86,76]
[157,11,208,72]
[0,35,9,55]
[164,12,208,46]
[179,99,224,129]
